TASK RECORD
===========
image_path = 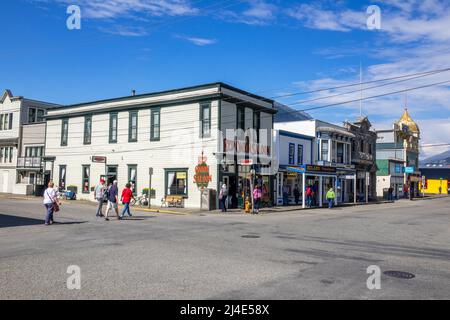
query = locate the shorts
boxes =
[107,201,118,209]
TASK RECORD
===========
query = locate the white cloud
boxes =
[178,36,217,46]
[220,0,277,26]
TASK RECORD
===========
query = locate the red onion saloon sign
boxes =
[194,152,212,190]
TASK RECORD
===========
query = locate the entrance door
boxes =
[106,166,118,185]
[2,171,9,192]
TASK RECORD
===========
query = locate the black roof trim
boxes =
[53,82,274,110]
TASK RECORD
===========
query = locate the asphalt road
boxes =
[0,196,449,300]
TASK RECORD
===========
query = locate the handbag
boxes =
[46,190,60,213]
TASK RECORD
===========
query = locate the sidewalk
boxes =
[1,192,447,216]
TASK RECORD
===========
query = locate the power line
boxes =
[288,69,449,106]
[297,79,450,112]
[270,67,450,100]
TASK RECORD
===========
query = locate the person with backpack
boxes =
[219,183,228,213]
[105,180,121,221]
[94,178,106,218]
[326,187,336,209]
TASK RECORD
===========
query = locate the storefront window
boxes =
[166,169,188,197]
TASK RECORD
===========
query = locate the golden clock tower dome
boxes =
[396,108,420,134]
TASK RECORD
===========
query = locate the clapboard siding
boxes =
[46,101,220,207]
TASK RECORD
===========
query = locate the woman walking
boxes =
[120,183,135,218]
[43,181,60,226]
[253,185,262,214]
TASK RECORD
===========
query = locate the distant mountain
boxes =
[421,148,450,165]
[274,102,313,123]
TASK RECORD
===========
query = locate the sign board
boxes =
[177,172,187,179]
[304,165,336,174]
[194,152,212,190]
[239,159,254,166]
[92,156,106,163]
[404,167,414,174]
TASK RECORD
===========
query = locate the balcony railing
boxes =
[17,157,42,169]
[352,151,374,163]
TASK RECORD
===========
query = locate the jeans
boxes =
[254,198,261,211]
[220,197,227,212]
[44,203,54,224]
[306,196,312,207]
[96,199,104,216]
[328,199,334,209]
[121,202,132,217]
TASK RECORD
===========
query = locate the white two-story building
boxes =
[44,83,276,209]
[0,90,58,194]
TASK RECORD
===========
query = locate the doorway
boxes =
[106,166,118,185]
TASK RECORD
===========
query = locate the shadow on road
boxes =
[0,214,44,228]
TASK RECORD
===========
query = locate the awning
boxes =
[286,166,305,174]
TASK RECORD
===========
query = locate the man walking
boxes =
[293,185,300,205]
[94,178,106,217]
[326,187,336,209]
[105,180,121,221]
[120,183,135,218]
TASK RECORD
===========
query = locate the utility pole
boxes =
[359,63,363,117]
[148,167,153,209]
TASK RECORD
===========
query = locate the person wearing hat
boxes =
[94,178,106,218]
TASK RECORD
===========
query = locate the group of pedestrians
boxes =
[42,178,136,225]
[93,179,136,221]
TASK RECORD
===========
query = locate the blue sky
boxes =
[1,0,450,158]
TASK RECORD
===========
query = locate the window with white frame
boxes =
[0,113,13,131]
[28,108,45,123]
[0,147,14,163]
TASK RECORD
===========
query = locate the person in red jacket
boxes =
[120,183,135,218]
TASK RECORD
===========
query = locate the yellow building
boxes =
[419,179,449,195]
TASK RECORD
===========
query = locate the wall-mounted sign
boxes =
[239,159,254,166]
[304,165,337,174]
[404,166,415,174]
[92,156,107,163]
[194,152,212,190]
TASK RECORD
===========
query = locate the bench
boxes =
[161,195,184,208]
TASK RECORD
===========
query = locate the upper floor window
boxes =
[288,143,295,165]
[28,108,45,123]
[253,111,260,141]
[151,109,160,141]
[0,113,13,131]
[237,106,245,131]
[61,119,69,146]
[337,142,344,163]
[25,146,44,157]
[84,115,92,145]
[0,147,14,163]
[297,145,304,165]
[129,111,138,142]
[321,140,329,162]
[200,103,211,138]
[109,113,118,143]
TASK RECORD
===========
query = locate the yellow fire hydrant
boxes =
[244,196,251,213]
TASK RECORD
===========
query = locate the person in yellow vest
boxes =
[326,187,336,209]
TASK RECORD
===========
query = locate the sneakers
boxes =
[105,218,110,221]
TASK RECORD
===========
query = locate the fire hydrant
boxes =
[244,196,251,213]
